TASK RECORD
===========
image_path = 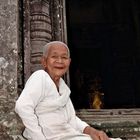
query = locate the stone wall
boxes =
[0,0,24,139]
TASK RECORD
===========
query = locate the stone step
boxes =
[76,109,140,140]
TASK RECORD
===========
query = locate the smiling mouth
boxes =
[54,66,64,69]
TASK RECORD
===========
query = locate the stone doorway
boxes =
[66,0,140,109]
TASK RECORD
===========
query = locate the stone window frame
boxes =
[21,1,140,132]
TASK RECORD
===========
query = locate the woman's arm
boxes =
[83,126,110,140]
[15,71,46,140]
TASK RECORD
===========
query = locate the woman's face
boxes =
[42,44,71,81]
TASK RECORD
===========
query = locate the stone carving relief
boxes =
[23,0,52,82]
[23,0,68,84]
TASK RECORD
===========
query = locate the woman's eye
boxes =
[62,56,68,59]
[51,55,68,60]
[51,55,58,58]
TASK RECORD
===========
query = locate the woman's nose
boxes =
[56,57,63,63]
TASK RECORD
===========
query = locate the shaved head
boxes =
[43,41,70,58]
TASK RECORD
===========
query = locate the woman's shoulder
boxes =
[24,70,52,89]
[33,69,46,75]
[28,69,49,80]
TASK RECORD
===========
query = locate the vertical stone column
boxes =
[0,0,23,139]
[30,0,52,73]
[24,0,52,82]
[50,0,70,86]
[50,0,67,42]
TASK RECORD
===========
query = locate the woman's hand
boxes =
[83,126,110,140]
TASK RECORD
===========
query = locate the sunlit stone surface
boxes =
[0,0,24,139]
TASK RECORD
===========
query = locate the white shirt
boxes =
[15,70,91,140]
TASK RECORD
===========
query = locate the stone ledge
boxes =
[76,109,140,140]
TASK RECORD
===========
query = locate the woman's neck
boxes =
[53,77,60,92]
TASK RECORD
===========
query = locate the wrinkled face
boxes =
[42,44,71,80]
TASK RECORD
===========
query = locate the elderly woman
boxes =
[15,41,110,140]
